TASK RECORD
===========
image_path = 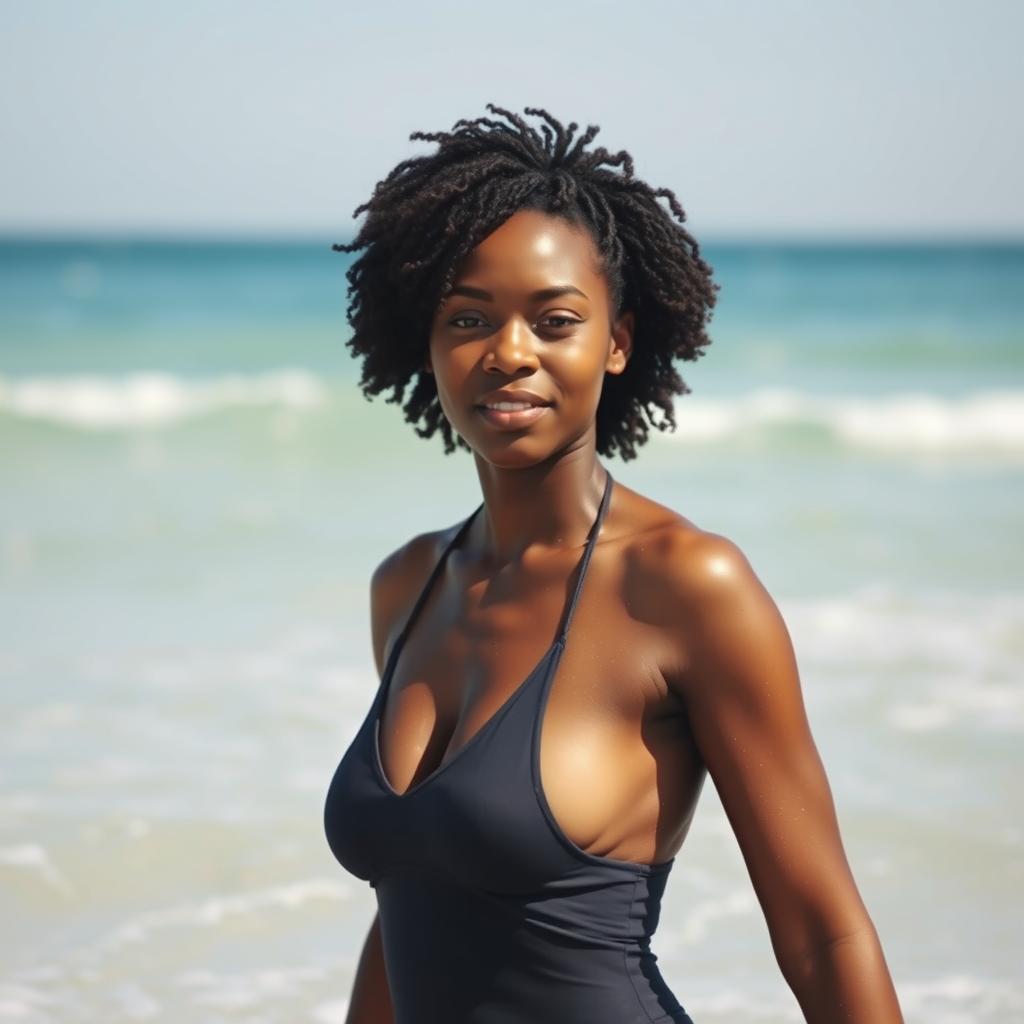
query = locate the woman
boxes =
[324,103,903,1023]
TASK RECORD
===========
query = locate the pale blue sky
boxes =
[2,0,1021,238]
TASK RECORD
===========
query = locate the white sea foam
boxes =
[685,990,802,1021]
[668,889,759,947]
[898,973,1024,1018]
[676,972,1024,1022]
[783,588,1024,732]
[785,587,1023,670]
[663,387,1024,454]
[92,878,351,954]
[177,965,327,1010]
[0,844,73,895]
[0,980,59,1022]
[111,982,160,1020]
[0,370,326,428]
[2,375,1023,455]
[310,1000,351,1023]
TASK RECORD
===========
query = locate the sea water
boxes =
[1,237,1022,1022]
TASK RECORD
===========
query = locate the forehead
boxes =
[456,209,604,288]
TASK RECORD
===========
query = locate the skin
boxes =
[345,208,904,1023]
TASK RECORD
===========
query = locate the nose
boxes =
[484,315,539,373]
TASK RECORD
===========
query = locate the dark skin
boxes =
[344,208,904,1024]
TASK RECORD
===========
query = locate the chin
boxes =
[460,432,557,469]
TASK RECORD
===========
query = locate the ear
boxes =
[606,310,634,376]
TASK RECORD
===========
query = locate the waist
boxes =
[372,871,692,1024]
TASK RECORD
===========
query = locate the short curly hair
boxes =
[332,103,719,462]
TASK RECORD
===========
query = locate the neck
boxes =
[467,453,609,568]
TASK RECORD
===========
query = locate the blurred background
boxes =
[1,2,1022,1021]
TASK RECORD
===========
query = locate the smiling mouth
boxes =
[477,400,549,411]
[474,402,552,430]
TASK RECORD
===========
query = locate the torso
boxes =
[374,477,708,867]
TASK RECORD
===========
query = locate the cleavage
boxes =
[377,560,567,795]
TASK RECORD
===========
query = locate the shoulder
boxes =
[613,493,877,959]
[615,492,786,700]
[367,515,466,674]
[370,526,446,609]
[616,490,762,612]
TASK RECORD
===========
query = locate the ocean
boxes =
[1,237,1021,1022]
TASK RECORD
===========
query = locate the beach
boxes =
[1,237,1022,1022]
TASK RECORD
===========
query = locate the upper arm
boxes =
[369,550,407,679]
[664,529,874,966]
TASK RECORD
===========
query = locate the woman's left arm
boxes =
[662,529,904,1024]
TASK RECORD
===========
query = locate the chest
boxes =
[376,556,690,858]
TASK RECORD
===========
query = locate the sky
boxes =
[2,0,1022,239]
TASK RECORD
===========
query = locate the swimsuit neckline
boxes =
[371,469,613,803]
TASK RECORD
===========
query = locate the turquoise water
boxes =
[1,237,1022,1022]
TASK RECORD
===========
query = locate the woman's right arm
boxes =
[344,910,394,1024]
[344,538,434,1024]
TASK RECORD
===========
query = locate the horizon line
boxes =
[2,227,1024,247]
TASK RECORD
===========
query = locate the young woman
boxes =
[324,103,903,1024]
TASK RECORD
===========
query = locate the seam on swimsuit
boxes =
[624,870,661,1022]
[621,872,694,1023]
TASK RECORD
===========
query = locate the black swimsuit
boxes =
[324,470,694,1023]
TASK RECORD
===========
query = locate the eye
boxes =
[537,315,582,330]
[450,314,487,329]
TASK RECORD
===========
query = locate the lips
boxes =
[474,398,552,431]
[473,388,554,431]
[475,390,552,410]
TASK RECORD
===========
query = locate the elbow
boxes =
[774,919,879,985]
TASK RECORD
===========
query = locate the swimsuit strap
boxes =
[394,500,482,651]
[555,468,614,645]
[395,468,614,653]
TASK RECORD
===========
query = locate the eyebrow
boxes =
[446,284,590,302]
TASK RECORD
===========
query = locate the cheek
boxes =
[550,343,609,399]
[429,342,475,407]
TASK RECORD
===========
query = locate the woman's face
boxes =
[427,208,634,467]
